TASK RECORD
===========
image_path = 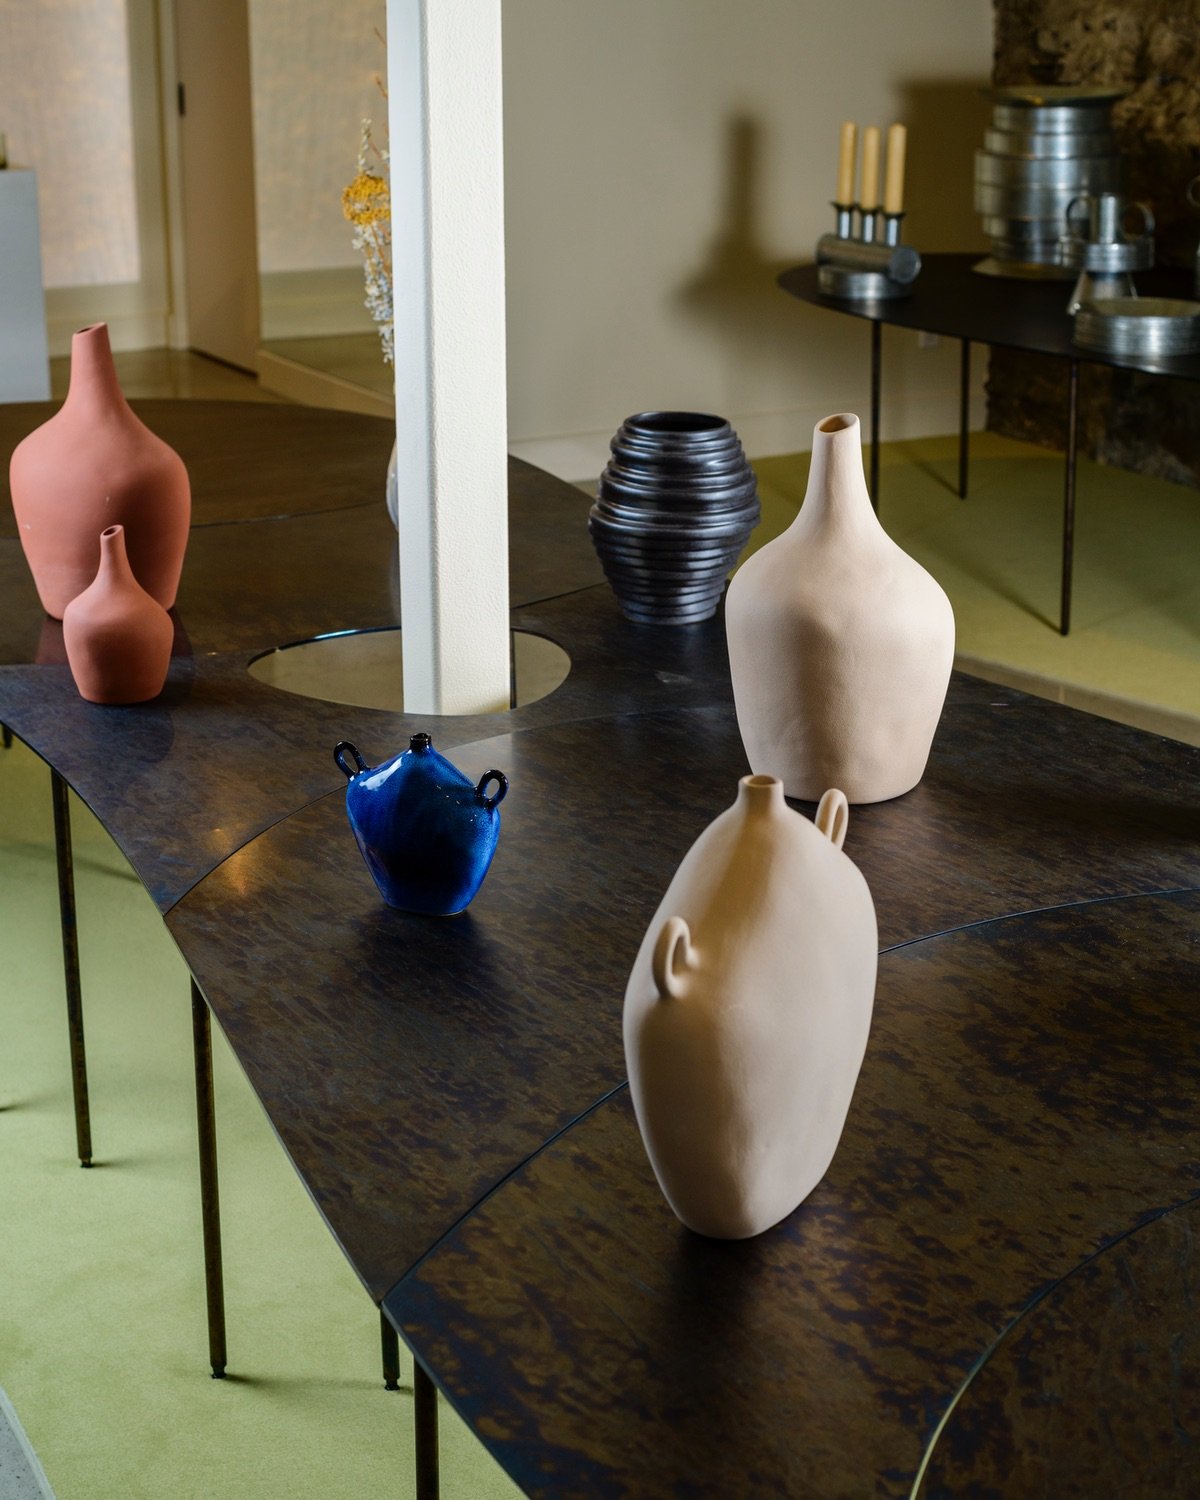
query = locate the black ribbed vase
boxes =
[588,412,760,624]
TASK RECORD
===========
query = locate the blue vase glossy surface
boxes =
[334,733,509,915]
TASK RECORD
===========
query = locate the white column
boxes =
[387,0,511,716]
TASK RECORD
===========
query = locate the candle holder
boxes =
[815,203,921,302]
[832,201,854,239]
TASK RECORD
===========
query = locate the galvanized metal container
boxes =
[974,86,1125,277]
[1073,298,1200,359]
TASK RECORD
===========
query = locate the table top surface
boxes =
[780,251,1200,379]
[3,396,1198,1497]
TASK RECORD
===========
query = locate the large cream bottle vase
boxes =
[623,776,877,1240]
[725,413,954,804]
[9,322,191,619]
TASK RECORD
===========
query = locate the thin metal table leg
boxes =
[381,1309,401,1391]
[958,338,971,499]
[1061,358,1079,637]
[415,1361,440,1500]
[50,770,92,1168]
[191,979,228,1378]
[869,319,882,512]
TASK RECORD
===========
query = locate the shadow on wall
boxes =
[674,113,821,405]
[675,90,991,423]
[897,79,993,253]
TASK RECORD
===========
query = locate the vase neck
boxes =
[65,324,128,417]
[97,526,135,589]
[791,414,879,541]
[736,774,787,818]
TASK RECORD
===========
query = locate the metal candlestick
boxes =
[816,203,921,301]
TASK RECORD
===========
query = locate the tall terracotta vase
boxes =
[62,526,173,704]
[725,413,955,804]
[9,322,190,619]
[624,775,877,1240]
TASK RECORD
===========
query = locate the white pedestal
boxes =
[0,170,51,402]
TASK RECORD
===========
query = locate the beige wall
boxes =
[501,0,994,474]
[0,0,139,288]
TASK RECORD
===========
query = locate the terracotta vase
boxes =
[9,322,190,618]
[623,775,877,1240]
[725,412,954,803]
[62,526,173,704]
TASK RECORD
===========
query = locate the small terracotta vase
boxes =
[624,775,877,1240]
[725,412,954,803]
[62,526,173,704]
[9,322,190,618]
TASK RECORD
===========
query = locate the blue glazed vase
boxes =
[334,733,509,915]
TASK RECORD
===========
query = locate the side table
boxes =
[779,251,1200,634]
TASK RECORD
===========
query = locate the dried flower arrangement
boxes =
[342,116,393,364]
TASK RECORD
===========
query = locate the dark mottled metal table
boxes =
[2,399,1198,1497]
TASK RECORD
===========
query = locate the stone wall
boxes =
[989,1,1200,484]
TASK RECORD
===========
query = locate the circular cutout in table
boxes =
[248,626,571,711]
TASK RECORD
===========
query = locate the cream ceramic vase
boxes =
[9,322,191,618]
[725,413,955,803]
[623,775,877,1240]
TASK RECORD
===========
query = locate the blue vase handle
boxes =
[334,741,368,780]
[476,769,509,808]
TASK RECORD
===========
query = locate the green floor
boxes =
[0,740,521,1500]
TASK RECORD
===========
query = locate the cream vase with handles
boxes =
[623,775,877,1240]
[725,412,954,804]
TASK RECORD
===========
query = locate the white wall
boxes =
[501,0,994,476]
[249,0,384,338]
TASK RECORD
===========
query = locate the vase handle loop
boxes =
[652,915,692,1001]
[334,741,368,780]
[476,769,509,809]
[815,788,849,850]
[1064,194,1092,239]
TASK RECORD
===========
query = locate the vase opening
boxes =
[77,323,105,336]
[101,525,122,540]
[817,414,857,434]
[739,773,786,810]
[631,412,726,435]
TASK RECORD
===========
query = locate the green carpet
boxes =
[0,739,521,1500]
[751,431,1200,746]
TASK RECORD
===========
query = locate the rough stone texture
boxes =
[989,1,1200,485]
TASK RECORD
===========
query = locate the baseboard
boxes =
[259,267,375,340]
[509,377,990,485]
[44,286,168,358]
[256,349,394,418]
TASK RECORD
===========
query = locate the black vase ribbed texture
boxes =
[588,412,760,625]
